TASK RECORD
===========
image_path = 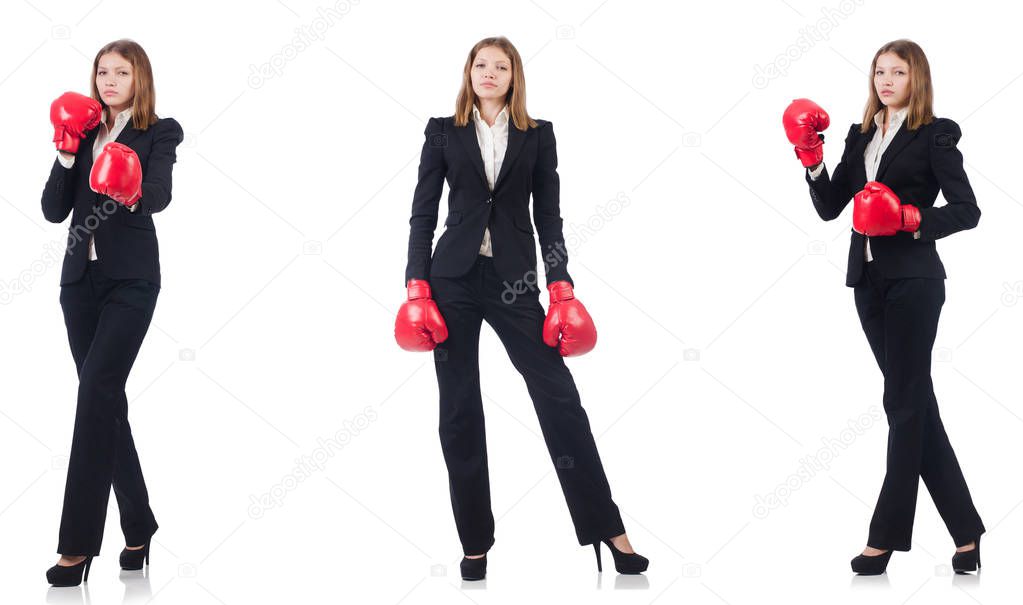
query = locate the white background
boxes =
[1,0,1021,603]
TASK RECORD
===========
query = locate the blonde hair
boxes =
[454,36,536,131]
[90,39,159,130]
[861,39,934,133]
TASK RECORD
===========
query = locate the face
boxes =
[470,46,512,102]
[873,52,910,110]
[95,52,134,111]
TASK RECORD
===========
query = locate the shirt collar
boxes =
[104,106,134,127]
[873,105,908,129]
[472,103,509,126]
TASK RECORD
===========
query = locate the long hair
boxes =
[454,36,536,131]
[861,39,934,133]
[90,39,159,130]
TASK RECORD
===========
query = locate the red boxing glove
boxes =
[852,181,921,236]
[50,92,103,154]
[543,281,596,357]
[783,98,830,168]
[90,142,142,207]
[394,279,448,352]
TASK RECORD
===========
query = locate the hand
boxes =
[394,279,448,351]
[542,281,596,357]
[783,98,830,168]
[50,92,102,154]
[852,181,921,236]
[90,142,142,207]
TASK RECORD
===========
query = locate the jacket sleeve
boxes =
[531,120,573,287]
[917,118,980,241]
[133,118,184,216]
[806,123,860,221]
[41,157,77,223]
[404,117,447,285]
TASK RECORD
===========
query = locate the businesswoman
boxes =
[393,36,647,580]
[42,39,183,586]
[783,39,984,575]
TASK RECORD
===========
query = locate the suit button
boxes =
[487,197,493,204]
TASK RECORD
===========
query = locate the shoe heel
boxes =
[851,550,893,575]
[593,542,602,572]
[952,535,982,573]
[600,538,649,574]
[459,554,487,581]
[46,555,93,587]
[120,540,151,571]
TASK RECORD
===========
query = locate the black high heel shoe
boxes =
[952,536,981,573]
[850,549,893,575]
[460,554,487,581]
[120,540,151,571]
[46,556,94,587]
[593,538,649,574]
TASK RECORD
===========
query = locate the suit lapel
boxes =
[876,121,919,181]
[494,123,524,191]
[454,114,527,192]
[455,121,488,188]
[115,122,144,149]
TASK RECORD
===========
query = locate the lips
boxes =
[103,91,118,96]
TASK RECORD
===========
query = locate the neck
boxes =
[106,104,128,127]
[477,97,505,126]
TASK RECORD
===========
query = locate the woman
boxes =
[42,39,183,587]
[783,39,985,575]
[393,36,648,579]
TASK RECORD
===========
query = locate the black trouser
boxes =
[853,260,985,550]
[57,259,160,556]
[431,255,625,555]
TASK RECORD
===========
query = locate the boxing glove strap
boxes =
[406,279,432,300]
[548,280,575,304]
[901,205,921,232]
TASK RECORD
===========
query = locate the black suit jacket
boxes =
[806,117,980,286]
[41,116,184,286]
[404,115,573,288]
